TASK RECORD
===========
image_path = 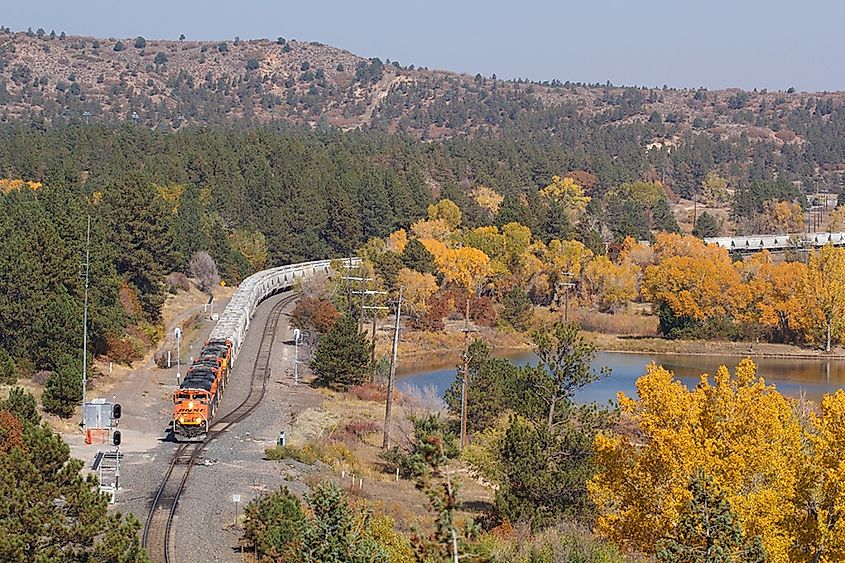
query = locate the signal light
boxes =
[112,430,121,446]
[112,403,122,420]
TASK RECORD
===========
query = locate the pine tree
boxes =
[1,387,40,426]
[41,355,83,418]
[657,472,767,563]
[301,482,388,562]
[693,211,720,238]
[0,409,146,561]
[501,286,532,330]
[401,238,436,275]
[311,315,371,390]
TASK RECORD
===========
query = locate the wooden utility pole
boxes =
[459,297,477,449]
[460,344,469,449]
[382,286,402,449]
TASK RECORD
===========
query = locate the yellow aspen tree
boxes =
[588,359,803,561]
[411,218,453,241]
[797,389,845,561]
[426,199,462,229]
[539,175,590,223]
[582,256,640,312]
[230,229,269,271]
[800,245,845,352]
[396,268,438,318]
[472,185,504,216]
[435,246,490,321]
[386,229,408,253]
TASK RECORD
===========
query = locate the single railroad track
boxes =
[142,291,296,563]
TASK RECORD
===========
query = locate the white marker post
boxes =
[293,328,302,385]
[174,327,182,385]
[233,494,241,526]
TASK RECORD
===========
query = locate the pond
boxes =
[396,350,845,405]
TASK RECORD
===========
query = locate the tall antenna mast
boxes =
[82,215,91,432]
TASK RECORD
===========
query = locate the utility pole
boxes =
[362,290,388,377]
[459,298,478,449]
[81,216,91,432]
[560,271,575,323]
[341,274,373,333]
[382,287,402,449]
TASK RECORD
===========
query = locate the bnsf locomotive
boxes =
[172,338,232,442]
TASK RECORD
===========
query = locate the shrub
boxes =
[106,334,142,365]
[336,419,380,442]
[133,36,146,49]
[113,41,125,52]
[348,383,388,402]
[246,58,259,71]
[290,297,339,334]
[265,441,356,468]
[478,522,625,562]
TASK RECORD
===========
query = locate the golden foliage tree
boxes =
[230,229,269,271]
[539,175,590,223]
[436,247,490,320]
[798,389,845,561]
[800,245,845,351]
[472,185,504,216]
[641,240,744,323]
[396,268,438,318]
[588,359,804,561]
[427,199,462,230]
[739,253,806,341]
[386,229,408,254]
[411,219,453,242]
[582,256,639,312]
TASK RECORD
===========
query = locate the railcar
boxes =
[172,339,231,442]
[170,259,359,442]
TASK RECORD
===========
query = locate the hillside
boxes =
[1,28,844,145]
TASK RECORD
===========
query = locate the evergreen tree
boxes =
[0,387,40,426]
[0,348,16,385]
[657,472,766,563]
[311,315,371,390]
[0,410,146,561]
[301,482,389,562]
[401,238,436,275]
[693,211,720,238]
[242,486,306,559]
[501,286,533,330]
[100,172,177,322]
[495,406,611,528]
[41,355,83,418]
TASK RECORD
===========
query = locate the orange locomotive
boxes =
[172,339,232,442]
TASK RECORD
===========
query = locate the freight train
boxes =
[170,258,361,442]
[172,338,232,442]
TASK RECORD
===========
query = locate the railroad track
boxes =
[142,291,296,563]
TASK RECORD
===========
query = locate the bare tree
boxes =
[189,251,220,293]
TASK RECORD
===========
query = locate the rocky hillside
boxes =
[1,29,844,143]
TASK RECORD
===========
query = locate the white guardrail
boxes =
[208,258,360,363]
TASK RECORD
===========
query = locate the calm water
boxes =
[396,351,845,405]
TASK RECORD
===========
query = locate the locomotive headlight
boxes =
[179,416,185,423]
[188,401,194,409]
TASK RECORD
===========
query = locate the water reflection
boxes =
[397,350,844,405]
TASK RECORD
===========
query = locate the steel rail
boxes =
[142,291,296,562]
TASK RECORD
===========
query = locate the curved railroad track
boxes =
[142,291,296,563]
